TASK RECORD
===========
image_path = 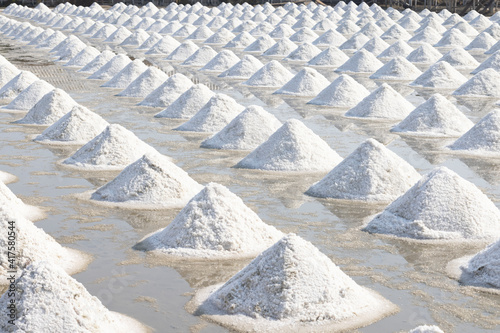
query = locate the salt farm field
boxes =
[1,1,500,332]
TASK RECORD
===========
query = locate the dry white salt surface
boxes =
[306,138,420,202]
[377,40,414,59]
[223,31,256,49]
[145,36,181,55]
[268,24,295,39]
[242,60,294,87]
[0,179,45,222]
[0,63,20,87]
[64,46,100,68]
[437,47,479,69]
[312,29,347,47]
[0,261,147,332]
[62,124,159,171]
[345,83,414,120]
[471,51,500,74]
[204,28,235,45]
[306,47,349,69]
[0,70,38,100]
[135,182,283,259]
[262,37,297,57]
[200,50,240,72]
[104,26,132,44]
[138,32,162,50]
[409,326,445,333]
[235,119,342,172]
[88,54,131,81]
[138,73,193,108]
[392,94,473,137]
[166,41,199,61]
[410,61,468,89]
[4,80,54,111]
[308,74,370,107]
[189,233,397,332]
[336,49,383,73]
[359,36,391,56]
[284,42,322,62]
[243,35,275,53]
[408,27,443,45]
[175,93,245,133]
[0,170,16,184]
[218,55,264,79]
[13,88,78,126]
[364,166,500,241]
[78,50,115,74]
[120,29,149,47]
[101,59,148,89]
[274,67,330,97]
[452,68,500,98]
[37,30,66,49]
[181,46,218,67]
[406,43,443,64]
[339,33,371,51]
[369,56,422,80]
[434,28,471,48]
[465,31,497,51]
[117,67,168,98]
[90,153,202,209]
[201,105,282,151]
[155,84,215,119]
[34,104,109,145]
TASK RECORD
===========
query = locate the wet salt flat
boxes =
[1,2,500,332]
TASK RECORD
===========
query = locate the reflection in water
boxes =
[454,97,496,120]
[318,199,386,224]
[348,121,399,145]
[460,156,500,185]
[399,135,454,165]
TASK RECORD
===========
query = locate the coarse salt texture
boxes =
[471,51,500,74]
[243,35,276,53]
[0,70,38,99]
[339,33,370,51]
[235,119,342,172]
[201,105,282,150]
[459,238,500,288]
[262,37,297,57]
[449,109,500,156]
[155,84,215,119]
[200,50,240,72]
[268,24,295,39]
[274,67,330,96]
[4,80,54,111]
[345,83,414,120]
[312,29,347,47]
[434,28,471,47]
[138,73,193,108]
[0,63,20,86]
[0,261,146,332]
[392,94,473,137]
[465,31,497,51]
[193,233,396,331]
[204,28,235,45]
[78,50,115,74]
[410,61,468,89]
[63,124,158,170]
[408,27,443,45]
[91,153,202,208]
[166,41,199,61]
[377,40,414,59]
[284,42,322,62]
[243,60,294,87]
[218,55,264,79]
[336,49,383,73]
[120,29,149,47]
[34,104,109,145]
[364,167,500,240]
[306,138,420,202]
[223,31,256,49]
[452,69,500,98]
[370,56,422,80]
[64,46,100,67]
[181,46,218,67]
[0,179,44,221]
[145,36,181,55]
[307,46,350,67]
[88,54,131,80]
[308,74,370,107]
[101,59,148,89]
[117,67,169,98]
[406,43,443,64]
[437,47,479,69]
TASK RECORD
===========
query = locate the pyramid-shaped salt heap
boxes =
[306,46,349,67]
[117,67,168,98]
[166,41,199,61]
[135,183,283,258]
[274,67,330,96]
[308,74,370,107]
[1,180,44,221]
[243,35,276,53]
[235,119,342,172]
[145,36,181,55]
[406,43,443,64]
[204,28,235,45]
[78,50,115,74]
[5,80,54,111]
[0,70,38,99]
[88,54,131,80]
[458,238,500,288]
[465,31,497,51]
[91,153,202,208]
[336,49,383,73]
[370,56,422,80]
[359,36,390,56]
[63,124,158,170]
[410,61,467,88]
[452,68,500,98]
[181,46,218,67]
[437,47,479,69]
[200,50,240,72]
[364,167,500,240]
[0,63,20,87]
[175,93,245,132]
[64,46,100,67]
[306,138,420,202]
[377,40,414,59]
[138,73,193,108]
[243,60,294,87]
[155,84,215,119]
[471,51,500,74]
[102,59,148,89]
[218,55,264,79]
[262,37,297,57]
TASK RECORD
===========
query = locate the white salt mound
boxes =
[102,59,148,89]
[243,35,275,53]
[175,94,245,133]
[63,124,159,170]
[345,83,414,120]
[306,138,420,202]
[91,153,202,208]
[34,105,109,145]
[471,51,500,74]
[308,74,370,107]
[194,233,396,331]
[88,54,131,80]
[136,183,283,258]
[459,238,500,288]
[409,326,444,333]
[452,68,500,98]
[4,80,54,111]
[0,70,38,99]
[243,60,294,87]
[262,37,297,57]
[410,61,468,88]
[0,180,44,221]
[200,50,240,72]
[364,166,500,240]
[369,56,422,80]
[465,32,497,51]
[0,170,16,184]
[138,73,193,108]
[359,36,391,56]
[14,88,78,125]
[306,46,349,67]
[0,63,20,87]
[155,84,215,119]
[449,109,500,155]
[274,67,330,97]
[393,94,473,137]
[377,40,414,59]
[117,67,168,98]
[406,43,443,64]
[78,50,115,74]
[218,55,264,79]
[437,47,479,69]
[235,119,342,172]
[166,41,199,61]
[434,28,471,47]
[181,46,218,67]
[336,49,383,73]
[64,46,100,67]
[145,36,181,55]
[0,261,146,332]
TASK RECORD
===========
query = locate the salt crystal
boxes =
[380,23,412,40]
[339,33,370,51]
[104,26,132,44]
[204,28,235,45]
[243,60,294,87]
[410,61,468,88]
[117,67,168,98]
[0,181,44,221]
[452,68,500,98]
[91,24,117,39]
[155,84,215,119]
[434,28,471,47]
[0,170,16,184]
[102,59,148,89]
[289,27,319,43]
[268,24,295,38]
[5,80,54,111]
[312,29,347,47]
[186,26,213,40]
[262,37,297,57]
[284,42,321,62]
[409,325,444,333]
[308,74,370,107]
[137,32,162,49]
[408,27,443,45]
[465,32,497,51]
[378,40,414,59]
[359,36,390,56]
[459,238,500,288]
[370,56,422,80]
[0,63,20,87]
[223,31,256,49]
[243,35,275,53]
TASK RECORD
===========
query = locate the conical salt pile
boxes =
[452,69,500,98]
[268,24,295,39]
[102,59,148,89]
[186,26,213,40]
[346,83,414,120]
[5,80,54,111]
[138,73,193,108]
[0,261,146,332]
[145,36,181,55]
[339,33,370,51]
[78,50,115,74]
[223,31,256,49]
[459,238,500,288]
[434,28,471,47]
[410,61,467,88]
[381,23,412,40]
[235,119,342,172]
[204,28,235,45]
[104,26,132,44]
[262,37,297,57]
[243,60,294,87]
[34,105,109,145]
[465,31,497,51]
[155,84,215,119]
[313,30,347,48]
[135,183,283,258]
[117,67,168,98]
[336,49,383,73]
[200,50,240,72]
[166,41,199,61]
[409,326,445,333]
[243,35,276,53]
[308,74,370,107]
[218,55,264,79]
[88,54,131,80]
[120,29,149,47]
[1,180,44,221]
[370,56,422,80]
[284,42,322,62]
[14,88,78,125]
[471,51,500,74]
[274,67,330,96]
[0,70,38,99]
[289,27,319,43]
[0,170,15,184]
[392,94,473,137]
[64,46,100,67]
[359,36,390,56]
[377,40,414,59]
[437,47,479,69]
[63,124,158,170]
[201,106,282,150]
[91,153,202,208]
[306,138,420,202]
[193,233,396,331]
[175,94,245,133]
[364,167,500,240]
[449,109,500,155]
[406,43,442,64]
[138,32,162,50]
[0,63,20,87]
[408,27,443,45]
[181,46,218,67]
